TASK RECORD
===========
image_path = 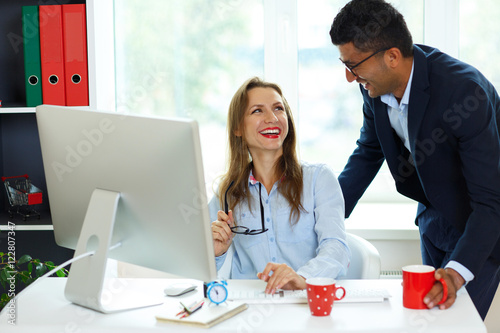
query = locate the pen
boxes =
[176,300,197,316]
[187,302,204,316]
[179,301,204,319]
[224,181,234,214]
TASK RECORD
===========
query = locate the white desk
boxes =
[0,278,486,332]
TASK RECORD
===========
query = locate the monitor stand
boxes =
[64,188,164,313]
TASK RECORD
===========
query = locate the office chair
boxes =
[340,233,381,279]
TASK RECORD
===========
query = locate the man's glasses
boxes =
[224,181,269,235]
[340,47,390,77]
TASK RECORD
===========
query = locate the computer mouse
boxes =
[164,283,198,297]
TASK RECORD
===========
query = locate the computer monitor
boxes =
[36,105,217,313]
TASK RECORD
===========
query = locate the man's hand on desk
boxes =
[424,268,465,310]
[257,262,307,295]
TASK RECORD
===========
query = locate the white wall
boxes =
[485,288,500,332]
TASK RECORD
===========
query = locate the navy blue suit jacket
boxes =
[338,44,500,277]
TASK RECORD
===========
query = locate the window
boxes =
[117,1,489,206]
[459,0,500,89]
[114,0,264,185]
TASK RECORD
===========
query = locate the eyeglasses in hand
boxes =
[224,181,269,235]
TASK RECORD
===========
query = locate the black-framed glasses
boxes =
[224,181,269,235]
[340,47,390,77]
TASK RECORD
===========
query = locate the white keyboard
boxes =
[228,287,391,304]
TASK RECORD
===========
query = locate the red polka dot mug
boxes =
[306,277,346,316]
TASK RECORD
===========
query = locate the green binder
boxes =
[22,6,43,107]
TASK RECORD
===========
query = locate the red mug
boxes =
[306,277,346,316]
[402,265,448,309]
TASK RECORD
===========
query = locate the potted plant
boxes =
[0,251,68,311]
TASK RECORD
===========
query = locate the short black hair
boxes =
[329,0,413,57]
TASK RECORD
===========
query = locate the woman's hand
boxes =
[257,263,307,294]
[211,210,234,257]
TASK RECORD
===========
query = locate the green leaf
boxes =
[19,274,29,284]
[0,293,10,302]
[45,261,56,271]
[27,262,33,274]
[0,293,11,310]
[34,263,42,274]
[17,254,32,265]
[0,268,7,282]
[35,263,46,277]
[24,277,34,286]
[0,267,15,283]
[56,269,66,277]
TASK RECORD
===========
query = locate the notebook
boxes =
[156,300,248,328]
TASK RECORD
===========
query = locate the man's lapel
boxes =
[408,45,431,153]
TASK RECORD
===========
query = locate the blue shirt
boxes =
[208,162,350,280]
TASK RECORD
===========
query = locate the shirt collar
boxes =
[380,60,415,109]
[248,171,285,186]
[249,172,258,186]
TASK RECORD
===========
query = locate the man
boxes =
[330,0,500,320]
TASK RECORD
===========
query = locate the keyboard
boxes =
[228,287,391,304]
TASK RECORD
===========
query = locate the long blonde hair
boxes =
[218,77,304,223]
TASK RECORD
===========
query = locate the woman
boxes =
[209,77,349,294]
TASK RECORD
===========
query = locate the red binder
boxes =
[39,5,66,106]
[62,4,89,106]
